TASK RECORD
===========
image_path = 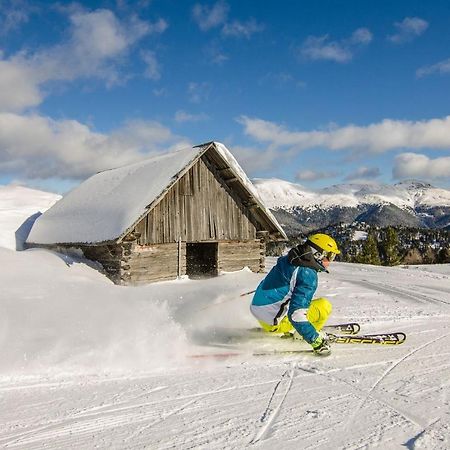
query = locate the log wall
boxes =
[40,237,264,285]
[218,240,265,273]
[82,243,128,284]
[123,242,186,285]
[134,156,257,244]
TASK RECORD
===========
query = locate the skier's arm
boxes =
[287,268,318,344]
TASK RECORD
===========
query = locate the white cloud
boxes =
[188,82,212,103]
[296,170,338,181]
[258,72,306,89]
[393,153,450,180]
[230,145,282,174]
[0,8,165,112]
[152,87,168,97]
[417,58,450,78]
[222,18,264,38]
[345,166,380,181]
[388,17,428,44]
[0,112,188,180]
[299,28,372,63]
[141,50,161,80]
[0,0,34,35]
[192,1,263,40]
[300,35,351,63]
[192,1,229,31]
[147,18,168,34]
[204,43,229,65]
[238,115,450,153]
[0,60,42,112]
[174,110,209,123]
[349,28,373,45]
[41,9,151,83]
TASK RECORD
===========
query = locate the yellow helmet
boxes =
[307,233,340,261]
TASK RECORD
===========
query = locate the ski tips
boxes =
[327,332,406,345]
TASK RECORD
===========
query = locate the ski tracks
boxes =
[124,381,232,442]
[0,385,170,448]
[338,331,450,447]
[250,362,297,445]
[342,277,450,308]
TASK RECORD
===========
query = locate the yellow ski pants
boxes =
[258,297,332,334]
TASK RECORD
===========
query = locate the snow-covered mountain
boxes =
[253,178,450,234]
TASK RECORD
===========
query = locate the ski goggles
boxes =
[311,247,337,262]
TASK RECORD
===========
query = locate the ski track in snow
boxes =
[250,363,296,444]
[340,332,450,442]
[342,278,450,307]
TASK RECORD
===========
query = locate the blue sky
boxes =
[1,0,450,193]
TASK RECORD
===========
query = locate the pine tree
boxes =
[382,227,401,266]
[357,232,381,265]
[437,247,450,263]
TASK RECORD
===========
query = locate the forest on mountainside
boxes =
[267,223,450,266]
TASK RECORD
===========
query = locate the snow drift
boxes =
[0,247,190,375]
[0,185,60,250]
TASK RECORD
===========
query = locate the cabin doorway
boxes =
[186,242,218,278]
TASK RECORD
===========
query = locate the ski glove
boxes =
[311,333,331,356]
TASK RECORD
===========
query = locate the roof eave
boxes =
[206,143,288,241]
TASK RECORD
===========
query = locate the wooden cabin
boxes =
[26,142,287,284]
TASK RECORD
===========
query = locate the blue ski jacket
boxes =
[250,254,319,343]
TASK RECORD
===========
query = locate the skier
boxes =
[250,233,340,356]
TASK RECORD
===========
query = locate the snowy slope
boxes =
[0,185,60,250]
[253,178,450,210]
[1,188,450,449]
[1,248,449,449]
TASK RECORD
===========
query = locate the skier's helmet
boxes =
[306,233,340,263]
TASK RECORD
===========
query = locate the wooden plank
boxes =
[125,243,186,282]
[217,240,263,274]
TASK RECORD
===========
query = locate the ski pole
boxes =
[240,289,256,297]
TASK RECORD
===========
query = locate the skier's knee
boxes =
[307,298,332,330]
[311,297,332,316]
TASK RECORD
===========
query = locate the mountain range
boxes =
[253,179,450,236]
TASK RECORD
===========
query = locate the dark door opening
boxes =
[186,242,218,278]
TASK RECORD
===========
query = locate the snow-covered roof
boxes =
[27,142,286,245]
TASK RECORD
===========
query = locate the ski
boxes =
[327,332,406,345]
[323,322,360,335]
[279,322,361,340]
[253,349,314,356]
[250,322,361,338]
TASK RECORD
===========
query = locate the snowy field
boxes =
[1,187,450,449]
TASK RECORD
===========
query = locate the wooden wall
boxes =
[134,156,258,244]
[80,242,186,285]
[82,243,127,284]
[122,242,186,285]
[218,240,265,273]
[79,238,264,285]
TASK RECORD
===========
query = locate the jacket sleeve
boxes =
[287,267,319,344]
